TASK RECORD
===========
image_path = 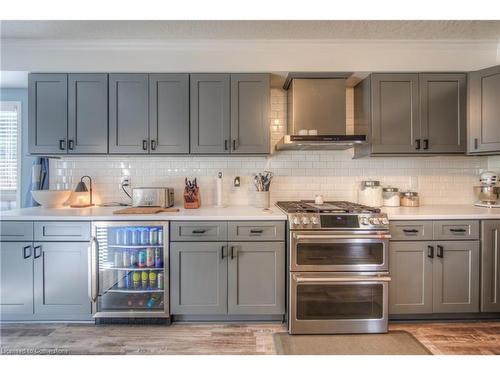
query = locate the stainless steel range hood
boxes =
[275,72,367,151]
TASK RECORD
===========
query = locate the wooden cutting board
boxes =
[113,207,180,215]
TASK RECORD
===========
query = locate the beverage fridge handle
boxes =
[89,236,99,303]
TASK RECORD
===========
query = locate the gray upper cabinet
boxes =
[468,65,500,154]
[149,74,189,154]
[28,73,68,154]
[481,220,500,312]
[190,74,230,154]
[230,74,270,154]
[68,74,108,154]
[0,242,34,318]
[109,73,150,154]
[389,241,433,314]
[369,73,420,154]
[419,73,466,153]
[33,242,91,317]
[170,242,228,315]
[432,241,480,313]
[227,242,285,315]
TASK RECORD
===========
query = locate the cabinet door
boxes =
[389,241,433,314]
[432,241,480,313]
[419,73,466,153]
[370,74,420,154]
[481,220,500,312]
[0,242,33,318]
[109,73,149,154]
[33,242,91,317]
[149,74,189,154]
[68,73,108,154]
[170,242,228,314]
[227,242,285,315]
[468,65,500,154]
[230,74,270,154]
[28,73,68,154]
[190,74,230,154]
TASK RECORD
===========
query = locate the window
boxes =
[0,101,21,211]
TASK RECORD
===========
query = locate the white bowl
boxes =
[31,190,72,208]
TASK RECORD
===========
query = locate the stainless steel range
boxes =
[276,201,391,335]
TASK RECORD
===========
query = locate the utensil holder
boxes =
[254,191,270,209]
[184,187,201,209]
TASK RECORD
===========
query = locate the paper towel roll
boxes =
[216,172,223,207]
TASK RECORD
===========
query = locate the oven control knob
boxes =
[372,218,380,225]
[361,217,369,225]
[311,216,319,225]
[381,218,389,225]
[292,216,300,226]
[302,216,310,225]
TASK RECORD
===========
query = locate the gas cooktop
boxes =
[276,200,381,214]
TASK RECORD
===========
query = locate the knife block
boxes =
[183,187,201,209]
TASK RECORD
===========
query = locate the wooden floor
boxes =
[1,321,499,355]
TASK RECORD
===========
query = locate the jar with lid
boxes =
[400,191,420,207]
[358,180,383,207]
[382,187,400,207]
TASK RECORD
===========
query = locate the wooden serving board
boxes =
[113,207,180,215]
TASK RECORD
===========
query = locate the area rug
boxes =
[273,331,432,355]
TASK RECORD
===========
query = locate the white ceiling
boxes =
[2,20,500,41]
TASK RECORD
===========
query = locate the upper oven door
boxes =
[290,231,390,272]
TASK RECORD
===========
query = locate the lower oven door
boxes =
[289,272,390,334]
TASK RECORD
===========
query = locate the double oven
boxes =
[278,202,391,335]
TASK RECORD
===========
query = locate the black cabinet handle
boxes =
[415,139,421,150]
[221,245,226,259]
[142,140,148,151]
[423,139,429,150]
[59,139,66,150]
[23,245,32,259]
[427,245,434,258]
[474,138,479,150]
[230,246,237,260]
[403,229,419,233]
[34,245,42,259]
[437,245,444,258]
[192,229,207,234]
[151,140,157,151]
[232,139,237,151]
[224,139,229,151]
[250,229,264,235]
[450,228,466,233]
[68,139,74,150]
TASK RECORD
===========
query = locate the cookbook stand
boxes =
[184,187,201,209]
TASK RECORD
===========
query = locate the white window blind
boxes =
[0,102,21,207]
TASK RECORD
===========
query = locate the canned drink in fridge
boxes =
[149,228,158,245]
[138,250,147,268]
[114,252,122,267]
[157,272,164,290]
[124,271,132,289]
[131,228,139,245]
[154,248,163,268]
[129,250,137,267]
[115,229,123,245]
[146,248,155,267]
[141,228,149,245]
[141,271,149,289]
[117,270,125,289]
[122,250,130,267]
[132,271,141,289]
[158,228,163,244]
[149,271,157,289]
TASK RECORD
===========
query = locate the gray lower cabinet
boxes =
[68,73,108,154]
[109,73,150,154]
[190,74,231,154]
[481,220,500,312]
[227,242,285,314]
[28,73,68,154]
[230,74,270,154]
[389,242,433,314]
[149,74,190,154]
[0,242,34,318]
[170,242,228,314]
[33,242,91,317]
[468,65,500,154]
[432,241,479,313]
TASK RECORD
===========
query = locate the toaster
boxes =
[132,187,174,208]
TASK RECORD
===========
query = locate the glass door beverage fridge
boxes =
[90,221,169,321]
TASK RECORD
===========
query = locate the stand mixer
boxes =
[474,171,500,208]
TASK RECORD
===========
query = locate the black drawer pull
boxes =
[142,139,148,151]
[449,228,466,233]
[231,246,237,259]
[151,140,157,151]
[437,245,444,258]
[59,139,66,150]
[415,139,421,150]
[68,139,74,150]
[23,245,32,259]
[427,245,434,258]
[192,229,207,234]
[34,245,42,259]
[402,229,419,233]
[250,229,264,234]
[423,139,429,150]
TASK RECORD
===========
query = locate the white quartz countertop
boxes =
[382,205,500,220]
[0,205,287,221]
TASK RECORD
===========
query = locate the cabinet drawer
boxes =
[228,221,285,241]
[433,220,479,240]
[170,221,227,241]
[389,221,433,241]
[0,221,33,241]
[34,221,90,241]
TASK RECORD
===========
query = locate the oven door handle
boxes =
[293,234,391,240]
[293,275,392,283]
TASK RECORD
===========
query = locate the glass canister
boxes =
[383,187,400,207]
[358,180,383,207]
[400,191,420,207]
